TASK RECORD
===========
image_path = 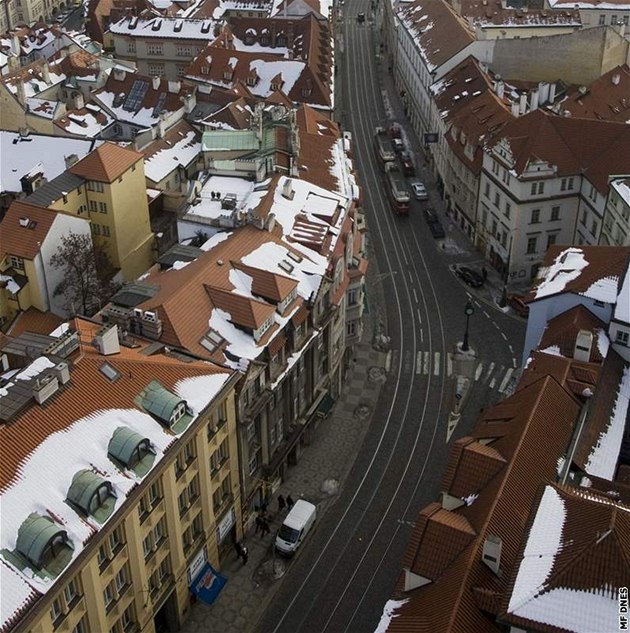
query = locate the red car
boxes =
[508,294,529,317]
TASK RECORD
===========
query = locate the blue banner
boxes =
[191,563,227,605]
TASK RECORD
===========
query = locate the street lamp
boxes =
[462,299,474,352]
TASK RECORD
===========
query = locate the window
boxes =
[589,185,597,202]
[616,330,629,346]
[178,491,188,517]
[531,209,540,224]
[154,517,167,546]
[491,161,499,175]
[109,526,124,552]
[176,45,191,57]
[491,219,498,237]
[159,558,170,581]
[591,220,598,236]
[72,616,88,633]
[98,202,107,213]
[103,582,114,608]
[63,579,79,606]
[494,192,500,207]
[50,598,63,623]
[115,566,128,592]
[97,544,108,568]
[599,14,605,24]
[484,182,490,198]
[191,512,203,540]
[560,177,574,191]
[218,438,228,462]
[530,181,544,195]
[149,481,162,506]
[188,476,200,503]
[551,206,560,221]
[146,43,163,55]
[248,452,258,475]
[504,202,511,219]
[270,425,277,445]
[9,255,24,270]
[92,224,101,236]
[127,40,136,53]
[121,605,135,633]
[246,421,256,442]
[102,225,111,237]
[143,534,153,559]
[183,440,196,464]
[87,180,104,192]
[148,64,165,77]
[176,65,187,77]
[611,14,617,23]
[526,237,537,254]
[89,200,97,212]
[502,169,510,186]
[547,233,557,249]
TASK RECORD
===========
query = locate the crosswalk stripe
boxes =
[499,367,515,393]
[434,352,440,376]
[447,353,453,376]
[423,352,430,375]
[475,362,484,381]
[489,377,496,389]
[483,362,496,382]
[416,352,422,375]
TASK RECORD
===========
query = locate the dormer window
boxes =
[135,380,192,433]
[15,514,72,571]
[277,34,287,47]
[255,316,274,342]
[224,69,233,80]
[66,470,116,522]
[108,426,156,475]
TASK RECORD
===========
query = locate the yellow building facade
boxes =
[2,320,242,633]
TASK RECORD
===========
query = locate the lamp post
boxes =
[462,299,474,352]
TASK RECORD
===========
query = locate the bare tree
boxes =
[49,232,119,316]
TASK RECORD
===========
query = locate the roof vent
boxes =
[19,216,30,227]
[612,73,621,86]
[221,193,237,210]
[482,534,502,575]
[94,324,120,356]
[282,178,295,200]
[33,374,60,405]
[217,259,224,266]
[574,329,593,362]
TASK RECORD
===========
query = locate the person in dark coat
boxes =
[241,545,248,565]
[286,495,295,511]
[277,494,286,512]
[260,518,271,537]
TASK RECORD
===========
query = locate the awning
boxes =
[190,563,227,605]
[317,394,335,418]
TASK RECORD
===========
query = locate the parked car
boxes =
[428,219,445,239]
[392,138,404,153]
[401,152,415,176]
[411,181,428,200]
[455,265,484,287]
[357,12,365,22]
[388,123,402,138]
[507,293,529,317]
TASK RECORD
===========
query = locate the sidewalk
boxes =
[180,262,389,633]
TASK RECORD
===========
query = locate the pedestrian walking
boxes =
[286,495,294,511]
[260,518,271,537]
[277,494,286,512]
[241,545,248,565]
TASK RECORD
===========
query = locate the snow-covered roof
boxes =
[613,263,630,324]
[0,337,232,629]
[533,248,589,299]
[0,131,101,193]
[144,130,202,183]
[374,599,409,633]
[109,16,219,41]
[585,365,630,480]
[184,174,261,221]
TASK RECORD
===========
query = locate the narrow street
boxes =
[255,4,526,633]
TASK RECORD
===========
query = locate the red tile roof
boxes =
[69,142,143,183]
[0,201,56,260]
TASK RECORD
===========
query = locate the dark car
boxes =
[357,12,365,22]
[428,219,445,238]
[455,265,484,287]
[401,151,415,176]
[507,294,529,317]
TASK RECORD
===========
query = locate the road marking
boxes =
[413,289,418,304]
[484,362,495,382]
[420,329,424,344]
[483,310,490,319]
[415,352,422,374]
[508,344,514,354]
[423,352,430,375]
[475,362,484,381]
[512,358,517,368]
[446,353,453,376]
[416,309,422,324]
[433,352,440,375]
[492,321,500,330]
[408,270,413,283]
[501,332,508,341]
[489,376,497,389]
[499,367,515,393]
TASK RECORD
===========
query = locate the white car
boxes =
[411,181,428,200]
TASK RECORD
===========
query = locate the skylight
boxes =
[278,260,294,274]
[287,251,303,263]
[99,363,120,382]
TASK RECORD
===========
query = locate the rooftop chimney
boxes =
[152,75,161,91]
[16,78,26,106]
[612,73,621,85]
[41,62,51,85]
[32,374,60,405]
[65,154,79,169]
[94,324,120,356]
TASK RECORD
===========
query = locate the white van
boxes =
[275,500,317,556]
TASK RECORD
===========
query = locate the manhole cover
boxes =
[368,366,386,383]
[354,404,371,420]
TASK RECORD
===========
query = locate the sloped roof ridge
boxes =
[444,376,577,631]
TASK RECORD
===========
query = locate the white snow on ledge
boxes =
[534,248,588,300]
[373,599,409,633]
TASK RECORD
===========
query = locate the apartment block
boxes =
[0,317,240,633]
